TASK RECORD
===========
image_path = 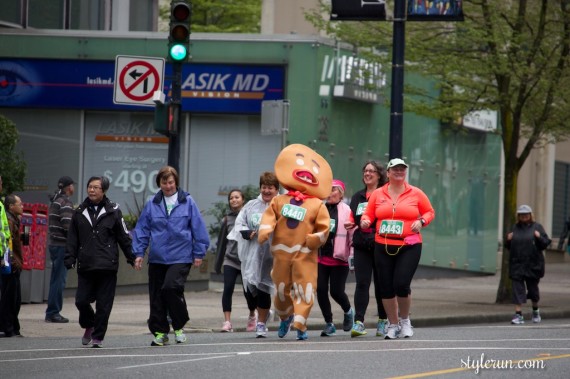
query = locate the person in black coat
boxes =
[557,217,570,251]
[344,160,388,338]
[505,204,551,325]
[65,176,135,348]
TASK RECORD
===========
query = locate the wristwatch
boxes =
[419,218,426,226]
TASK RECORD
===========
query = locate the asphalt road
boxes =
[1,319,569,379]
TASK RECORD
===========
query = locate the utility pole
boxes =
[155,0,191,172]
[389,0,405,159]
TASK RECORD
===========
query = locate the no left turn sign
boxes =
[114,55,165,106]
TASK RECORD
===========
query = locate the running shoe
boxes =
[399,318,413,338]
[376,318,388,337]
[296,329,308,341]
[385,323,400,339]
[511,314,524,325]
[91,339,103,348]
[82,327,93,346]
[342,308,354,332]
[320,322,336,337]
[174,329,187,343]
[246,315,257,332]
[351,320,367,337]
[151,332,170,346]
[532,310,541,323]
[278,314,294,338]
[255,322,268,338]
[221,321,233,332]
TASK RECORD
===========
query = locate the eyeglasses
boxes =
[88,185,102,191]
[363,169,377,174]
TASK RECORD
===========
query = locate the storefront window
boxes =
[83,111,168,215]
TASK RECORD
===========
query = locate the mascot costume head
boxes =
[275,143,333,200]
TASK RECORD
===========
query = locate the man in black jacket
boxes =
[65,176,135,348]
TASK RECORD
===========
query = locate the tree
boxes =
[0,114,26,196]
[158,0,261,33]
[307,0,570,303]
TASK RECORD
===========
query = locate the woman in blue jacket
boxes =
[132,166,210,346]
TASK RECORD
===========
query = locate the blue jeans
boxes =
[45,245,68,317]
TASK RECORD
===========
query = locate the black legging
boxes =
[222,265,256,313]
[353,247,386,322]
[374,243,422,298]
[317,263,351,324]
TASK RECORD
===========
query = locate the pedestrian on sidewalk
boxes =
[316,179,355,337]
[65,176,136,348]
[0,194,24,338]
[228,172,279,338]
[506,204,551,325]
[0,175,11,279]
[132,166,210,347]
[360,158,435,340]
[214,189,257,333]
[344,160,389,338]
[45,175,75,323]
[556,216,570,252]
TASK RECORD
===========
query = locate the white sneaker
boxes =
[511,314,524,324]
[255,322,268,338]
[221,321,233,332]
[385,323,400,339]
[399,318,413,338]
[532,310,541,323]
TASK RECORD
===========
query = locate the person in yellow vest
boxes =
[0,175,12,275]
[1,194,24,337]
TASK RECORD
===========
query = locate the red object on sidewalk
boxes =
[20,203,48,270]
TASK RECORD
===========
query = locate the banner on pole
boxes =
[407,0,464,21]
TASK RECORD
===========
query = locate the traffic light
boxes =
[168,1,191,62]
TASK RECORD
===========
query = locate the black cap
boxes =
[58,176,75,189]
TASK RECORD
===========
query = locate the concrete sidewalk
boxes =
[14,252,570,339]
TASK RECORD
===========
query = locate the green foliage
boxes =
[123,191,147,230]
[0,114,26,196]
[206,184,258,240]
[159,0,261,33]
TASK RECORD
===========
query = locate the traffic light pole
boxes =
[389,0,405,160]
[167,62,182,171]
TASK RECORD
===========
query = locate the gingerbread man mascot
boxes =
[257,144,332,340]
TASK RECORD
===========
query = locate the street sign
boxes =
[113,55,165,106]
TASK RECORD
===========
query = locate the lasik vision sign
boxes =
[0,59,285,114]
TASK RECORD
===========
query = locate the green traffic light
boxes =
[169,44,187,61]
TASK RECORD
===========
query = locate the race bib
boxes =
[330,219,336,233]
[379,220,404,235]
[356,202,367,216]
[281,204,306,221]
[249,213,262,230]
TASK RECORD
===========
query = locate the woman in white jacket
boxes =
[227,172,279,338]
[316,179,355,337]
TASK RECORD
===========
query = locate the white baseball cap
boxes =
[387,158,409,169]
[516,204,532,214]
